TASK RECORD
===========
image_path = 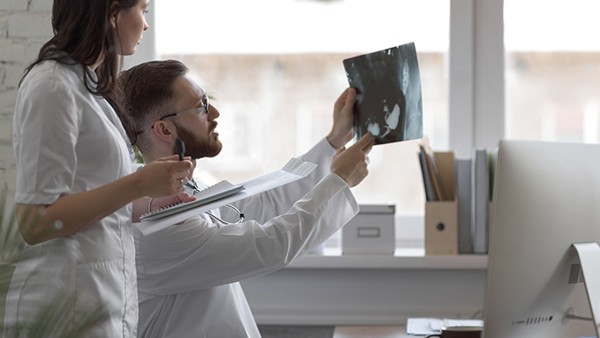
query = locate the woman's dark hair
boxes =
[118,59,189,148]
[21,0,140,134]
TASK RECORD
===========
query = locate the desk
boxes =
[333,325,408,338]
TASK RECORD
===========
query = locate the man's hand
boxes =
[326,87,357,149]
[330,133,375,187]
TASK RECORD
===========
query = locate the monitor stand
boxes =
[568,242,600,335]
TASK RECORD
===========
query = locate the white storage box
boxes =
[342,204,396,255]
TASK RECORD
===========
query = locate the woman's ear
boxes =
[110,1,120,29]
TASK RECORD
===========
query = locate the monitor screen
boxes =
[483,140,600,338]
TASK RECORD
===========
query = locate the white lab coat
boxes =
[135,139,359,338]
[4,60,138,338]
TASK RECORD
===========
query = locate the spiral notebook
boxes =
[139,180,244,221]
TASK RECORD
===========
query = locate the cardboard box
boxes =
[342,204,395,255]
[425,201,458,255]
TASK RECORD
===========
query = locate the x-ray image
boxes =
[343,42,423,145]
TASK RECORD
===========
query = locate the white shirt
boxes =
[135,139,359,338]
[4,60,138,338]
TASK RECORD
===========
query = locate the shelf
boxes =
[288,248,488,270]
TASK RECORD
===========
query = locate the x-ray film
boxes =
[343,42,423,145]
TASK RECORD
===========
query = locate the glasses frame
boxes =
[151,95,210,129]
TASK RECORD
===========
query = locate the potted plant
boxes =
[0,183,107,338]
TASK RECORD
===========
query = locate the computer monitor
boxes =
[483,140,600,338]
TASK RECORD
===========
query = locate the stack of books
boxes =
[419,143,496,255]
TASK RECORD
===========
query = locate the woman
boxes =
[3,1,192,337]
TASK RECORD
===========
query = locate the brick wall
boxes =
[0,0,52,193]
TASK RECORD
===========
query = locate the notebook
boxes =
[139,180,244,221]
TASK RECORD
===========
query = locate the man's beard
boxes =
[175,123,222,159]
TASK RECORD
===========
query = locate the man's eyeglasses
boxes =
[151,95,209,128]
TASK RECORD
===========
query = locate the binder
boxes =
[456,158,473,254]
[425,201,458,255]
[423,150,458,255]
[418,147,436,201]
[471,149,489,254]
[433,151,456,200]
[418,144,447,201]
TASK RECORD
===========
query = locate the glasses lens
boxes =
[203,96,209,113]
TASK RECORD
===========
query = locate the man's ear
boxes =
[151,121,177,142]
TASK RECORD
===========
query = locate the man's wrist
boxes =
[326,133,343,150]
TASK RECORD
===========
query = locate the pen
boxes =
[184,178,202,195]
[175,138,185,161]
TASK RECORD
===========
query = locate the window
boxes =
[154,0,450,224]
[133,0,600,251]
[505,0,600,143]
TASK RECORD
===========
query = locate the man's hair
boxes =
[118,59,189,149]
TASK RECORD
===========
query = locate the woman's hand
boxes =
[135,155,194,197]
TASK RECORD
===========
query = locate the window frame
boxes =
[449,0,505,158]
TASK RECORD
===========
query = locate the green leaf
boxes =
[0,183,108,337]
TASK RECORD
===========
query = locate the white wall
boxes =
[0,0,53,193]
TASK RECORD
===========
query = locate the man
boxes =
[118,59,374,338]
